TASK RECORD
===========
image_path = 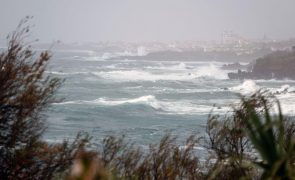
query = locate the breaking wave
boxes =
[229,80,260,95]
[270,85,295,115]
[144,62,189,70]
[230,81,295,96]
[196,64,228,79]
[269,84,295,94]
[93,64,228,82]
[46,71,89,75]
[54,95,229,115]
[229,81,295,115]
[92,70,196,81]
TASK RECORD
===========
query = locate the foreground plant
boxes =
[204,92,295,180]
[244,96,295,179]
[0,17,89,179]
[101,135,203,179]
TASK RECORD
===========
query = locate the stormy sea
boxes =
[44,49,295,150]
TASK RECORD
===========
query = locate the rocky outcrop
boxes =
[221,62,251,71]
[228,70,253,79]
[228,50,295,80]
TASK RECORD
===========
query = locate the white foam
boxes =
[230,80,260,95]
[54,95,230,115]
[162,102,229,115]
[277,94,295,115]
[92,70,197,82]
[196,63,228,80]
[93,95,162,109]
[145,62,189,71]
[54,100,79,105]
[230,81,295,96]
[59,56,82,60]
[269,84,295,94]
[149,87,221,94]
[101,53,111,59]
[229,82,295,115]
[271,85,295,115]
[256,79,295,83]
[55,95,161,109]
[46,71,88,75]
[82,56,105,61]
[93,64,228,82]
[46,71,69,75]
[104,64,119,69]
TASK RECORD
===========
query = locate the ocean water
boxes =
[44,50,295,148]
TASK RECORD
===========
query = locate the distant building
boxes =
[137,46,147,56]
[222,30,236,44]
[221,30,247,46]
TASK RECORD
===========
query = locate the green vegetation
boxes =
[243,96,295,179]
[1,19,295,180]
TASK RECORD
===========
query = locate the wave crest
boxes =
[93,64,228,82]
[94,95,161,109]
[55,95,229,115]
[230,80,260,95]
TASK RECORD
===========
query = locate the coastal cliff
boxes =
[228,49,295,80]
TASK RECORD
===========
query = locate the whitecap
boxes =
[82,56,105,61]
[229,80,261,95]
[92,70,197,82]
[92,63,228,82]
[93,95,162,109]
[271,85,295,115]
[144,62,189,71]
[229,82,295,115]
[195,63,229,80]
[54,95,230,115]
[46,71,88,75]
[54,95,161,110]
[269,84,295,94]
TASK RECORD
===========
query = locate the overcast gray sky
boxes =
[1,0,295,43]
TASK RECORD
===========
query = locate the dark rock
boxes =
[228,69,253,80]
[228,50,295,80]
[221,62,250,70]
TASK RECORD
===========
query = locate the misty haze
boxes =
[1,1,295,179]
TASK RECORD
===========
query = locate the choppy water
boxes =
[44,50,295,147]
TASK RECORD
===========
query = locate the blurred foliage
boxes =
[0,17,89,180]
[243,95,295,179]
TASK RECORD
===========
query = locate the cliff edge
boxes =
[228,49,295,80]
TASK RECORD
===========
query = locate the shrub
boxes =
[205,92,295,180]
[100,135,203,179]
[0,17,89,180]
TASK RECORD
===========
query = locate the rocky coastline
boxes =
[228,49,295,80]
